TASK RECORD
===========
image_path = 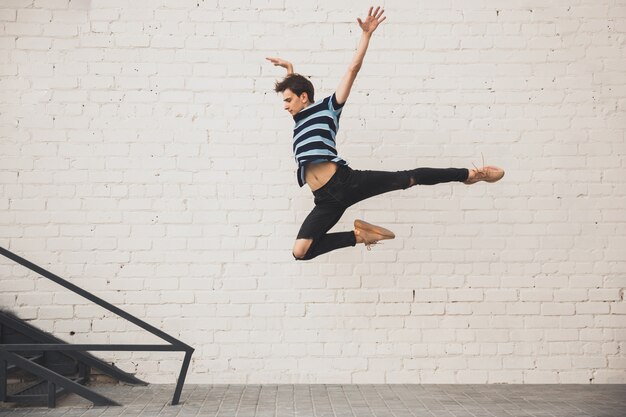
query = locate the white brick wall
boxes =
[1,0,625,384]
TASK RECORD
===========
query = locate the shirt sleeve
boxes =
[329,92,345,115]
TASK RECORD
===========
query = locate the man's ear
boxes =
[299,92,309,103]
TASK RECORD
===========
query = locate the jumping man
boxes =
[267,6,504,261]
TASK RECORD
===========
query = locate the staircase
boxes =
[0,310,146,407]
[0,247,194,408]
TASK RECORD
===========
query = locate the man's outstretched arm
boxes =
[335,6,386,105]
[266,56,293,75]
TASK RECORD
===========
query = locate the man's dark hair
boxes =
[274,73,314,103]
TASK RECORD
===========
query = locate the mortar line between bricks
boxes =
[253,385,264,417]
[292,385,298,417]
[203,385,226,417]
[457,387,505,417]
[210,385,229,417]
[308,384,316,417]
[246,385,263,417]
[232,384,246,417]
[457,386,500,417]
[77,407,107,417]
[439,386,479,417]
[330,385,344,417]
[273,385,287,417]
[298,384,316,416]
[342,385,366,417]
[390,384,437,417]
[337,385,356,417]
[357,384,398,417]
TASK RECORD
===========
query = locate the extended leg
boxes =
[408,167,469,186]
[345,167,469,206]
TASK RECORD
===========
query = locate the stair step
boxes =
[7,354,44,374]
[13,376,86,396]
[7,376,87,406]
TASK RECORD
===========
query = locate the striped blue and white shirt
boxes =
[292,93,349,187]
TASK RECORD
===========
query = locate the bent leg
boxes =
[292,238,314,260]
[293,204,356,261]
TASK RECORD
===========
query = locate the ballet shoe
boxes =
[354,219,395,251]
[464,165,505,184]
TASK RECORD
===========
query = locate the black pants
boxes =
[295,165,469,260]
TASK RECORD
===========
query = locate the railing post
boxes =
[79,363,88,380]
[48,381,56,408]
[171,349,194,405]
[0,357,6,402]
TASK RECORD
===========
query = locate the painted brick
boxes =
[1,0,625,385]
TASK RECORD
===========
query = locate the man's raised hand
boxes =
[357,6,386,35]
[266,57,294,75]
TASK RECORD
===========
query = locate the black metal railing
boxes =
[0,246,194,406]
[0,308,147,407]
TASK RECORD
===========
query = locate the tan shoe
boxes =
[464,165,505,184]
[464,155,504,185]
[354,219,395,250]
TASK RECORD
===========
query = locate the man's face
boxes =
[282,89,310,116]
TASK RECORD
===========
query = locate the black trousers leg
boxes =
[295,203,356,260]
[293,165,469,260]
[345,167,469,206]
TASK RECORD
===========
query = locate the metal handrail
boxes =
[0,246,194,406]
[1,344,180,351]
